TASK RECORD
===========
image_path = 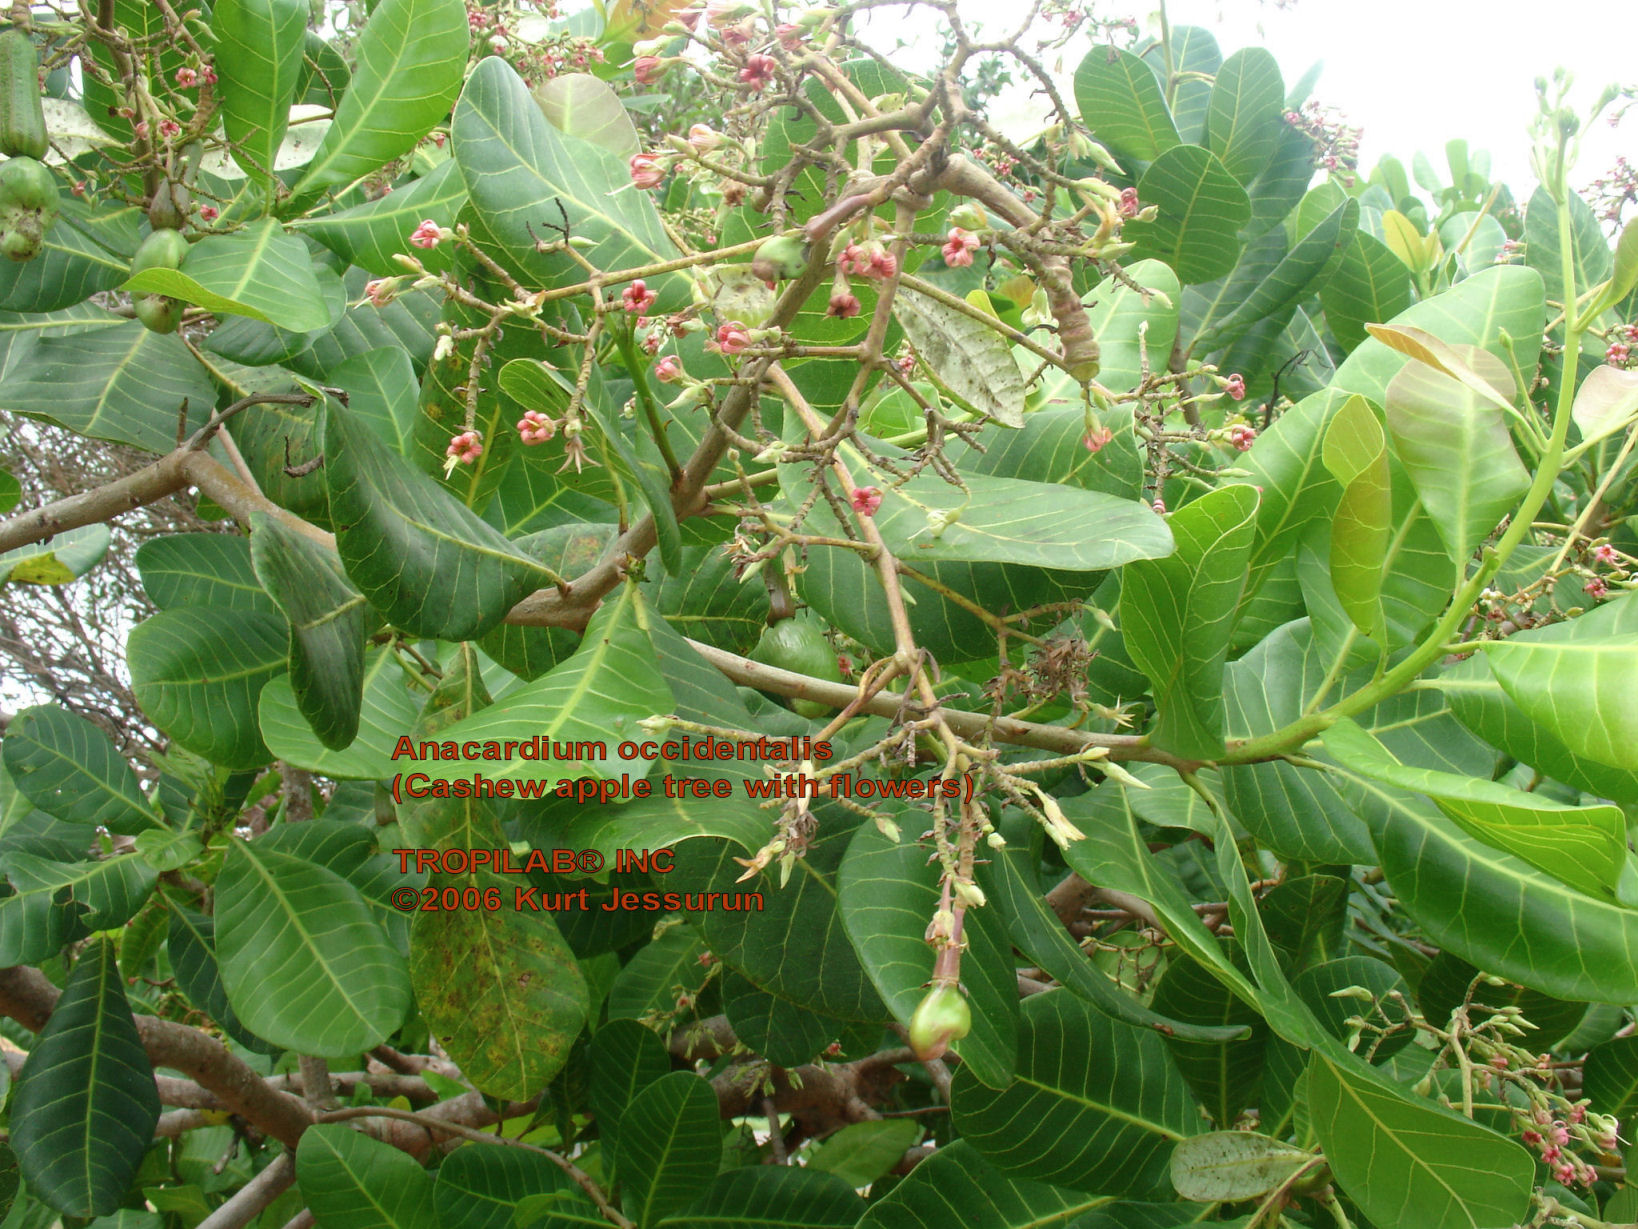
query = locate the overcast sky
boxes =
[860,0,1633,203]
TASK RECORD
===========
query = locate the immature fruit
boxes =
[750,234,809,283]
[131,227,191,275]
[0,28,48,161]
[750,617,843,719]
[0,216,40,260]
[132,293,181,334]
[908,984,971,1060]
[0,154,55,211]
[147,178,190,232]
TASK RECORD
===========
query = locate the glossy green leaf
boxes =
[1121,484,1259,759]
[124,221,342,332]
[1321,395,1391,642]
[1583,1035,1638,1120]
[1383,347,1528,564]
[213,0,308,185]
[0,522,110,585]
[0,466,16,514]
[1321,232,1415,352]
[291,0,469,197]
[129,608,287,769]
[1125,145,1250,285]
[296,1124,436,1229]
[1324,718,1632,902]
[259,644,426,779]
[452,57,682,307]
[167,905,274,1055]
[1480,595,1638,771]
[838,823,1018,1088]
[4,851,157,934]
[10,940,160,1217]
[135,533,278,614]
[804,1120,922,1188]
[329,346,422,458]
[1169,1131,1311,1202]
[0,321,213,453]
[1293,956,1413,1060]
[435,1144,592,1229]
[1238,390,1344,600]
[410,868,588,1100]
[1524,184,1610,311]
[325,404,545,641]
[1203,49,1285,184]
[588,1018,670,1155]
[615,1072,722,1226]
[216,837,412,1054]
[1073,46,1181,163]
[723,974,832,1068]
[857,1140,1108,1229]
[533,73,640,158]
[1,704,160,832]
[1148,954,1266,1128]
[950,991,1201,1196]
[1308,1051,1532,1229]
[893,286,1025,427]
[296,161,467,277]
[658,1167,863,1229]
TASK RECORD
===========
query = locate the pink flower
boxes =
[198,205,218,222]
[516,410,556,444]
[851,486,882,516]
[633,55,663,84]
[133,120,150,140]
[622,279,658,313]
[1607,341,1631,365]
[713,320,751,355]
[827,291,860,318]
[1585,576,1610,599]
[1554,1164,1576,1186]
[739,54,777,91]
[1594,543,1618,564]
[1522,1129,1543,1146]
[1118,186,1141,217]
[410,219,443,249]
[641,329,663,354]
[841,242,897,280]
[629,153,666,190]
[158,118,182,139]
[688,124,722,154]
[775,22,804,50]
[174,67,199,88]
[654,355,684,383]
[1082,426,1113,452]
[1224,373,1246,400]
[446,430,483,464]
[202,65,218,85]
[364,278,397,307]
[942,227,980,267]
[1229,423,1257,451]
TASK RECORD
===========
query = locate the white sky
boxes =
[858,0,1634,201]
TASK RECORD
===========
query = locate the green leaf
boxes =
[837,823,1019,1088]
[259,644,426,779]
[1571,364,1638,448]
[129,608,287,769]
[10,940,160,1217]
[0,465,16,513]
[1238,391,1344,600]
[0,523,110,585]
[1148,955,1266,1128]
[291,0,469,197]
[658,1167,863,1229]
[1307,1051,1532,1229]
[1203,49,1285,184]
[1320,232,1415,353]
[324,404,543,641]
[723,974,832,1068]
[588,1018,671,1155]
[1383,347,1529,564]
[1324,718,1632,902]
[1294,956,1413,1059]
[410,869,588,1100]
[1073,46,1181,163]
[296,1123,436,1229]
[427,582,672,789]
[605,925,711,1022]
[1120,484,1260,759]
[1124,145,1250,285]
[1169,1131,1311,1202]
[213,0,309,186]
[614,1072,722,1226]
[167,905,275,1055]
[978,845,1246,1044]
[249,513,369,750]
[1480,596,1638,771]
[1524,185,1610,311]
[330,347,422,457]
[533,73,640,159]
[1583,1035,1638,1120]
[451,57,682,308]
[4,852,157,934]
[1321,395,1391,643]
[892,286,1025,428]
[135,533,279,614]
[857,1140,1108,1229]
[950,991,1201,1196]
[124,221,342,333]
[1074,258,1182,396]
[1,705,161,832]
[216,837,412,1054]
[0,321,213,453]
[804,1120,922,1188]
[296,161,467,277]
[435,1145,587,1229]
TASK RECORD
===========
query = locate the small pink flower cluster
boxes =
[654,356,684,383]
[622,279,658,313]
[1223,372,1246,400]
[738,53,778,91]
[446,430,483,465]
[711,321,751,355]
[516,411,556,445]
[942,228,980,267]
[410,219,444,249]
[629,153,667,190]
[1117,187,1141,218]
[838,242,897,280]
[1082,426,1113,453]
[851,486,883,517]
[1228,423,1257,451]
[827,292,861,318]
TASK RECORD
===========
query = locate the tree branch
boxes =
[196,1152,295,1229]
